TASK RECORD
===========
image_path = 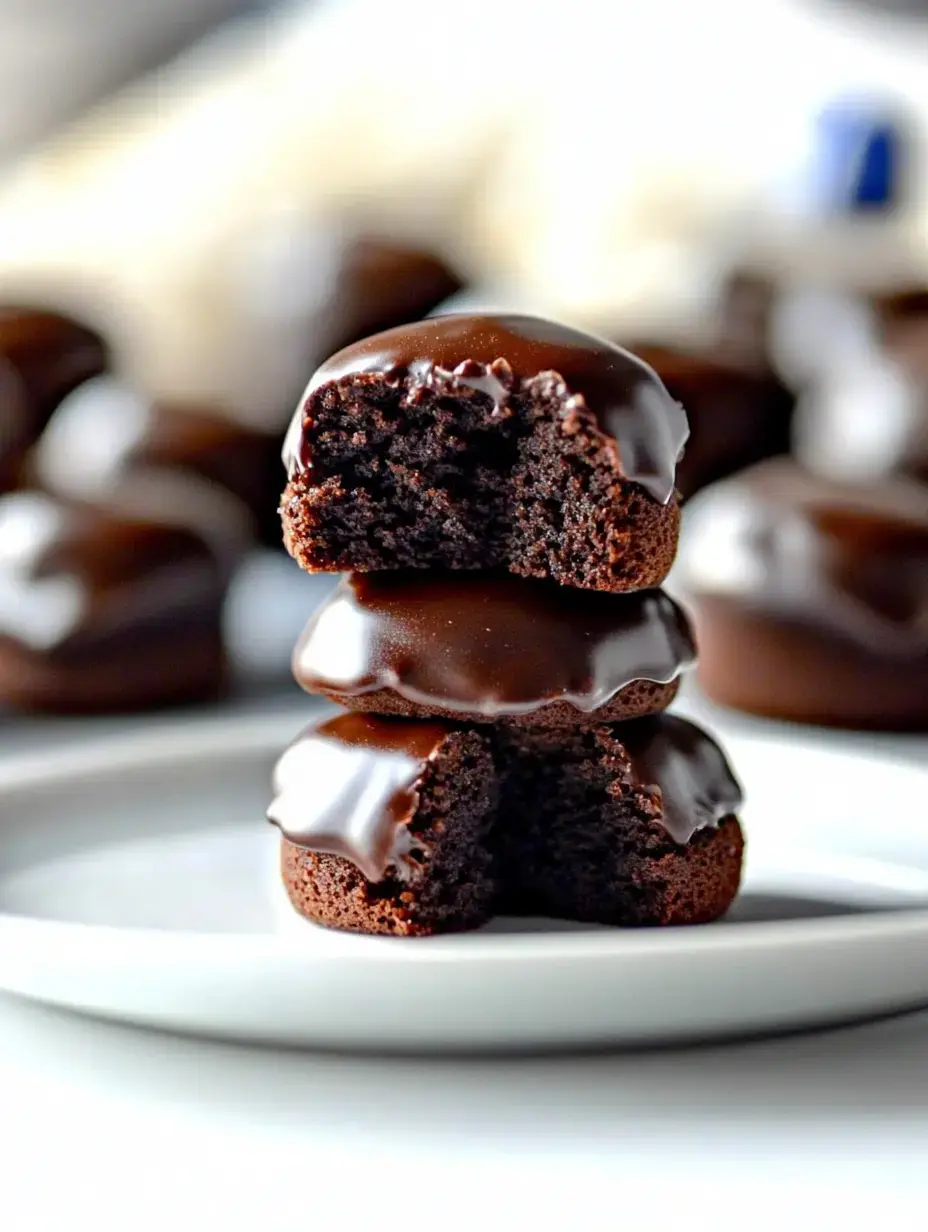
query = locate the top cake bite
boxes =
[280,314,688,592]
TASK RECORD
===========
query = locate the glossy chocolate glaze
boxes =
[293,571,695,717]
[0,309,107,489]
[679,459,928,655]
[0,491,224,660]
[285,314,688,504]
[619,716,743,845]
[267,712,452,882]
[30,378,263,571]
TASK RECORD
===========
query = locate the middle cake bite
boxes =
[291,570,695,727]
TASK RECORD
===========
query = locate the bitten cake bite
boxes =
[270,713,743,934]
[496,716,744,927]
[677,458,928,729]
[292,571,694,727]
[0,490,227,713]
[281,314,687,592]
[271,713,498,936]
[0,307,107,490]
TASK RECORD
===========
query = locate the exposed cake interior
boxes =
[281,315,686,592]
[495,719,744,927]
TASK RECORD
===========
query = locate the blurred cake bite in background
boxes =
[29,376,283,546]
[0,308,107,491]
[0,489,229,713]
[230,215,464,424]
[675,459,928,730]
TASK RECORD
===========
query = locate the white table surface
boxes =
[1,991,927,1229]
[2,688,928,1229]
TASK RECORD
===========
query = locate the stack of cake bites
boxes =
[270,315,744,936]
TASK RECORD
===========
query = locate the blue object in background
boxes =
[809,97,904,213]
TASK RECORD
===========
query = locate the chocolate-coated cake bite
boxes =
[272,712,743,935]
[0,491,227,713]
[32,375,281,544]
[631,344,794,500]
[0,308,107,490]
[281,315,687,592]
[677,458,928,729]
[496,716,743,927]
[293,571,694,726]
[271,713,498,936]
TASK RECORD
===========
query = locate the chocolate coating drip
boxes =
[0,490,224,660]
[620,716,743,845]
[268,713,451,882]
[294,571,695,717]
[285,314,688,504]
[681,459,928,655]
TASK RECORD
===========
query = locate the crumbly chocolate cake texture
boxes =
[281,314,686,593]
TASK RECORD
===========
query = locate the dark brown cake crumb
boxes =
[495,723,743,927]
[281,315,687,593]
[281,377,679,592]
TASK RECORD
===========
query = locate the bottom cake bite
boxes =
[270,712,743,936]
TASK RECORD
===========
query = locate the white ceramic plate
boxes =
[1,710,927,1051]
